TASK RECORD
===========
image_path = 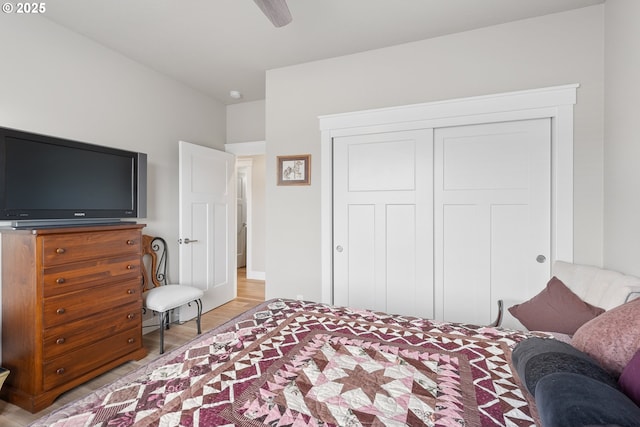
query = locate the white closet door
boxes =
[434,119,551,325]
[333,129,433,317]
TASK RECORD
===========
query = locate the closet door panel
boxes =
[333,130,433,317]
[442,133,530,190]
[348,140,416,191]
[386,204,417,315]
[491,204,529,305]
[344,204,377,310]
[435,119,551,325]
[441,204,490,324]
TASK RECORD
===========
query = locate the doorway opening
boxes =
[225,141,267,294]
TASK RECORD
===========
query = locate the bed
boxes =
[30,298,549,427]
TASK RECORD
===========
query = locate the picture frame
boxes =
[277,154,311,186]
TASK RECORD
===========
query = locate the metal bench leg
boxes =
[488,300,504,327]
[159,311,167,354]
[195,299,202,335]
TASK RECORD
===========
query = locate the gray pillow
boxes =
[512,337,618,395]
[536,372,640,427]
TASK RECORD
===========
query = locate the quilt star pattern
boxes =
[31,299,547,427]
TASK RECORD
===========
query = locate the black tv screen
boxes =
[0,126,147,227]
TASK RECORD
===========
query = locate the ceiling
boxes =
[44,0,604,104]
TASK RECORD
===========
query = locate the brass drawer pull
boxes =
[127,289,135,295]
[126,239,135,246]
[56,248,66,254]
[56,308,66,315]
[56,338,65,345]
[55,278,66,284]
[56,368,65,375]
[127,338,135,344]
[127,313,135,320]
[126,264,134,270]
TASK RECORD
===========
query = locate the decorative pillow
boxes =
[535,372,640,427]
[572,298,640,376]
[512,337,618,395]
[619,348,640,405]
[508,277,605,334]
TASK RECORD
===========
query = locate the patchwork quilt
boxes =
[31,299,548,426]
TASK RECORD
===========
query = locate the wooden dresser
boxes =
[0,223,147,413]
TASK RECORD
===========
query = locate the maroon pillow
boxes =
[573,298,640,376]
[508,277,605,334]
[619,348,640,406]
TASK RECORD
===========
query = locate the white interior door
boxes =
[237,169,248,268]
[179,141,236,321]
[333,129,433,317]
[434,119,551,325]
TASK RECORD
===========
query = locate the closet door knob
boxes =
[536,255,546,263]
[336,245,343,253]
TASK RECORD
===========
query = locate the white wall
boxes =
[0,14,226,344]
[245,154,266,275]
[603,1,640,275]
[0,15,226,261]
[227,100,266,143]
[265,6,605,302]
[226,101,267,278]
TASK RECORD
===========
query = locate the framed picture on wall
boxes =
[277,154,311,186]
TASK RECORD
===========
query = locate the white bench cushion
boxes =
[143,284,204,313]
[552,261,640,311]
[501,261,640,331]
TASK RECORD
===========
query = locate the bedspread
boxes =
[31,299,547,427]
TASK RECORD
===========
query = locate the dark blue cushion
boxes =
[536,372,640,427]
[512,337,618,395]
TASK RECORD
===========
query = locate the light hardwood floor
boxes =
[0,268,265,426]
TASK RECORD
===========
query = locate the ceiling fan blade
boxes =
[253,0,292,27]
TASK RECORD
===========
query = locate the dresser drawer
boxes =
[42,230,141,266]
[43,256,141,297]
[43,327,142,391]
[43,302,142,361]
[43,279,141,328]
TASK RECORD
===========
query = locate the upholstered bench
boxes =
[506,261,640,426]
[501,260,640,331]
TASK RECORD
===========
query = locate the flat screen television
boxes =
[0,126,147,228]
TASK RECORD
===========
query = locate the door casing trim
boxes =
[319,84,578,305]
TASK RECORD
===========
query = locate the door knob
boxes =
[180,238,199,244]
[536,255,546,263]
[336,245,343,253]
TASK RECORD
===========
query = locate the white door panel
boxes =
[333,129,433,317]
[386,204,419,315]
[236,170,247,268]
[333,120,550,325]
[347,140,417,191]
[179,141,236,321]
[440,204,490,324]
[434,119,551,325]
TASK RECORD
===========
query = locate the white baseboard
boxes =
[246,270,265,281]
